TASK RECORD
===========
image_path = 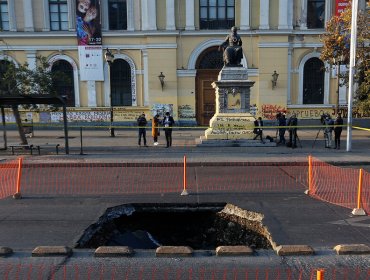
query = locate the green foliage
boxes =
[320,3,370,115]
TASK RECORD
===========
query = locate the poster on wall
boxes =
[335,0,350,16]
[78,46,104,81]
[76,0,103,81]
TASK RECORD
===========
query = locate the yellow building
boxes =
[0,0,368,126]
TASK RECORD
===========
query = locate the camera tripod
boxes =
[312,127,322,148]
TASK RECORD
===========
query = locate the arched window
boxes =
[110,59,132,106]
[51,60,75,107]
[196,47,224,69]
[303,58,325,104]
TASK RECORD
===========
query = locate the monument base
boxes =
[197,137,276,147]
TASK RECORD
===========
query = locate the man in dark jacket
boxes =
[334,113,343,149]
[253,117,265,143]
[162,112,175,148]
[287,113,298,148]
[137,113,148,147]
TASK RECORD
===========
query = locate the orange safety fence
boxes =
[0,263,368,279]
[0,159,308,198]
[0,158,19,199]
[309,156,369,215]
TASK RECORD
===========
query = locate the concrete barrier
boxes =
[156,246,193,257]
[32,246,72,257]
[94,246,134,257]
[334,244,370,255]
[0,247,13,257]
[216,246,254,256]
[276,245,314,256]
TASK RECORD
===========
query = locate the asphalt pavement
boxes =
[0,127,369,279]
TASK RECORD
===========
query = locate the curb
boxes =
[0,247,13,257]
[334,244,370,255]
[155,246,193,257]
[31,246,72,257]
[216,246,254,256]
[276,245,314,256]
[94,246,134,257]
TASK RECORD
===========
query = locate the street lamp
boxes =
[271,70,279,89]
[105,48,115,137]
[333,54,345,115]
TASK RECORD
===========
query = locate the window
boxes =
[49,0,68,31]
[303,58,325,104]
[0,60,13,94]
[307,0,325,29]
[200,0,235,29]
[108,0,127,30]
[0,1,9,31]
[51,60,75,107]
[110,59,132,106]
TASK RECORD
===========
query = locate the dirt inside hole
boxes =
[76,203,272,250]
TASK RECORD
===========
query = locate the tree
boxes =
[0,56,68,144]
[320,3,370,116]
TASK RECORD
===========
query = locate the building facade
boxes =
[0,0,368,125]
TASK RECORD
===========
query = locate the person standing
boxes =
[253,117,265,143]
[323,114,334,148]
[162,112,174,148]
[334,113,343,149]
[287,113,298,148]
[152,113,160,146]
[137,113,148,147]
[277,113,286,145]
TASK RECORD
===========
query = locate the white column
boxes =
[166,0,176,30]
[8,0,17,31]
[240,0,250,30]
[278,0,293,29]
[287,47,293,104]
[26,51,37,70]
[142,50,149,106]
[127,0,135,31]
[141,0,157,30]
[300,0,307,29]
[101,0,109,30]
[325,0,332,27]
[87,81,97,107]
[259,0,269,30]
[68,0,75,30]
[185,0,195,30]
[23,0,34,31]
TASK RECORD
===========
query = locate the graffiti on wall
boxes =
[178,105,195,119]
[261,104,287,120]
[151,104,174,118]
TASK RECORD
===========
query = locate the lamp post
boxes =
[105,48,115,137]
[333,54,344,115]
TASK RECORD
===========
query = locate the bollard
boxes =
[13,157,23,199]
[317,269,324,280]
[305,155,313,195]
[181,155,189,196]
[352,168,365,215]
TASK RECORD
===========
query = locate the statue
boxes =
[218,26,243,67]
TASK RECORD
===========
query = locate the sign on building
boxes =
[335,0,350,16]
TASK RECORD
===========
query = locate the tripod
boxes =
[312,127,322,148]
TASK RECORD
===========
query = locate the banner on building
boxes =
[76,0,103,81]
[335,0,350,16]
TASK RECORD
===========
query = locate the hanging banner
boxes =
[76,0,102,46]
[76,0,103,81]
[335,0,350,16]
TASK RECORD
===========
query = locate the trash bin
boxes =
[23,119,34,138]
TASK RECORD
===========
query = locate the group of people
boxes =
[136,112,175,148]
[322,113,343,149]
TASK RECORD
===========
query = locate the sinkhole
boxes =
[76,203,273,250]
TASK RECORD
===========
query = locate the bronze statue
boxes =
[218,26,243,67]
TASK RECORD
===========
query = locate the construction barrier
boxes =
[0,264,368,279]
[309,156,369,214]
[0,157,368,215]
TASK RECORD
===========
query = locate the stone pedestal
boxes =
[205,67,255,140]
[199,67,276,147]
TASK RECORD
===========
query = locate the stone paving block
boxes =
[32,246,72,257]
[94,246,134,257]
[276,245,314,256]
[216,246,254,256]
[334,244,370,255]
[156,246,193,257]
